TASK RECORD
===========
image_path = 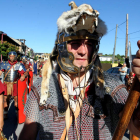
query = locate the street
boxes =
[0,74,138,140]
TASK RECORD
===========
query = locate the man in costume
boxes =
[20,56,32,72]
[19,2,140,140]
[20,56,33,94]
[0,51,27,118]
[27,58,33,70]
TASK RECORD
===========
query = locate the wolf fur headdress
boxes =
[40,1,107,105]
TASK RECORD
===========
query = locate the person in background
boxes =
[0,51,27,119]
[119,63,128,84]
[33,59,38,77]
[27,58,33,71]
[20,56,30,72]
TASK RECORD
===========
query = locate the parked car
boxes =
[106,67,130,79]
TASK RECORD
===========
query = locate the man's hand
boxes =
[26,69,30,72]
[132,40,140,81]
[20,75,25,81]
[0,70,2,76]
[0,120,4,131]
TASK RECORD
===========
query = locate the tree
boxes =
[0,41,19,61]
[28,51,31,58]
[34,55,37,61]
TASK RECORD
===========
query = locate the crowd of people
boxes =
[1,1,140,140]
[0,51,45,139]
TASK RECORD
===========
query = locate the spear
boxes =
[129,41,132,72]
[112,41,140,140]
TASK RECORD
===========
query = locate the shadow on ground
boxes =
[3,99,18,140]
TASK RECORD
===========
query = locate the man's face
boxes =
[9,55,15,62]
[123,64,126,67]
[22,58,27,63]
[67,39,93,71]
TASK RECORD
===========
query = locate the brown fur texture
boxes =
[40,57,53,105]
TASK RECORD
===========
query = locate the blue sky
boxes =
[1,0,140,55]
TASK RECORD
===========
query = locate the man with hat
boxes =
[0,51,27,118]
[19,2,140,139]
[20,56,33,94]
[20,56,31,72]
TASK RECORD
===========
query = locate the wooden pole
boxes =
[112,77,140,140]
[112,24,118,64]
[125,14,128,58]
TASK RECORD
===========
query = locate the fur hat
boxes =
[57,1,107,38]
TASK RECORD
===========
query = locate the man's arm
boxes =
[118,68,122,72]
[127,40,140,137]
[19,118,38,140]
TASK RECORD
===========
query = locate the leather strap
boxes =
[111,84,126,97]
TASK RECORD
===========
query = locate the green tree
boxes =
[34,55,37,61]
[0,41,19,60]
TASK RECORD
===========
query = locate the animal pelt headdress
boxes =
[40,1,107,105]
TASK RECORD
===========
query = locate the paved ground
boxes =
[1,74,138,140]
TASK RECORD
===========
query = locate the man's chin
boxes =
[10,60,14,62]
[76,65,89,72]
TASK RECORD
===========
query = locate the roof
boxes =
[0,31,20,46]
[10,37,22,45]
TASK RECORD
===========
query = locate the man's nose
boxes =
[77,43,86,55]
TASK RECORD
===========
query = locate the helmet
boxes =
[8,51,17,61]
[55,1,107,74]
[21,56,27,63]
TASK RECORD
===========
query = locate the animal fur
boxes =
[69,1,78,10]
[40,56,53,105]
[57,3,107,36]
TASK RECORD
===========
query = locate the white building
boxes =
[99,56,112,61]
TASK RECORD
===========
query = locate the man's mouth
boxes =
[76,58,87,61]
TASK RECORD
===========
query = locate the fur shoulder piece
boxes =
[57,1,107,36]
